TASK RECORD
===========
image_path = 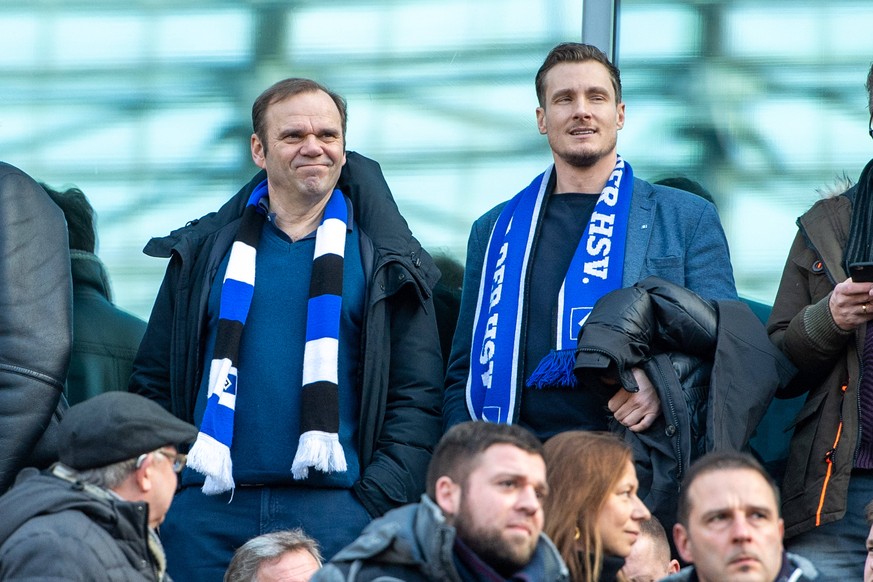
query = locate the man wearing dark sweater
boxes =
[130,78,443,581]
[443,43,736,439]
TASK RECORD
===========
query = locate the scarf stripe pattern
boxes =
[188,179,348,493]
[466,156,633,424]
[292,190,348,479]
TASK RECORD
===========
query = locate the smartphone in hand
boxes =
[849,262,873,283]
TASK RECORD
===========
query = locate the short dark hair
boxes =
[425,421,543,498]
[866,498,873,525]
[653,176,715,205]
[677,451,780,528]
[251,78,348,152]
[224,529,322,582]
[41,183,96,253]
[640,515,672,564]
[535,42,622,107]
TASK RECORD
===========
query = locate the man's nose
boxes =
[300,134,322,155]
[730,515,753,541]
[572,98,591,119]
[516,485,541,513]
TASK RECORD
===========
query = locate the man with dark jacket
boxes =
[313,421,569,582]
[0,391,198,581]
[130,78,443,580]
[43,184,147,405]
[767,62,873,578]
[0,162,72,493]
[666,451,818,582]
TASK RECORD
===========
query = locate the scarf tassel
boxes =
[291,430,348,480]
[527,348,577,389]
[188,433,234,494]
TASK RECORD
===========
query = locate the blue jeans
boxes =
[159,485,372,582]
[785,470,873,580]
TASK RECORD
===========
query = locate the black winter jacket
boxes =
[66,251,147,405]
[0,467,164,581]
[0,163,72,493]
[574,277,796,530]
[313,495,570,582]
[130,152,444,517]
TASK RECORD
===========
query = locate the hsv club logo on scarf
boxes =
[466,155,633,424]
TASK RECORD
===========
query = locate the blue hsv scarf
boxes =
[188,180,349,493]
[466,156,633,423]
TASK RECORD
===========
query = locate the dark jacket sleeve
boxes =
[767,229,850,396]
[128,257,180,413]
[340,153,444,517]
[354,287,444,517]
[0,163,72,492]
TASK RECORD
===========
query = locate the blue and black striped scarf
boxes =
[188,179,349,493]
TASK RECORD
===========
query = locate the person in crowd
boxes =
[866,500,873,582]
[651,177,715,206]
[620,516,680,582]
[767,61,873,578]
[443,42,736,438]
[0,162,71,493]
[42,183,147,405]
[312,421,569,581]
[666,451,819,582]
[542,431,650,582]
[432,252,464,372]
[129,77,443,580]
[0,391,197,581]
[225,529,322,582]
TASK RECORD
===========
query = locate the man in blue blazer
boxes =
[443,42,737,439]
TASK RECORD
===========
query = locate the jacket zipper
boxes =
[650,356,683,480]
[815,383,846,527]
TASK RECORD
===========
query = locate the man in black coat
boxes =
[42,183,147,405]
[0,392,198,581]
[130,78,443,580]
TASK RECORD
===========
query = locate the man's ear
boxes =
[536,107,547,135]
[673,523,694,564]
[434,476,461,517]
[251,133,266,169]
[133,456,154,494]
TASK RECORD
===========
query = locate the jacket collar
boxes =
[797,187,854,282]
[143,152,439,293]
[70,250,113,301]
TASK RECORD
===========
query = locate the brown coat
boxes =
[767,188,861,538]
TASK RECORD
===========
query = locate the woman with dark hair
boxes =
[543,431,650,582]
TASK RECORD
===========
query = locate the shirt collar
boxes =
[259,191,354,241]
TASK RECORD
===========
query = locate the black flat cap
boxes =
[58,392,199,471]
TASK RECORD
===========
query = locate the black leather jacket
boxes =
[0,163,72,492]
[574,277,795,531]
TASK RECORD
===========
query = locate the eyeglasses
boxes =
[135,449,187,474]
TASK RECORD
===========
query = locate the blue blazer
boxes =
[442,176,738,429]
